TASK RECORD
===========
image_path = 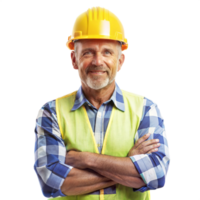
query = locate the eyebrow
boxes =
[81,47,115,54]
[81,48,95,53]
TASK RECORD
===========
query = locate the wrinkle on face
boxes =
[74,40,122,59]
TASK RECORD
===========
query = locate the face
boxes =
[71,39,125,90]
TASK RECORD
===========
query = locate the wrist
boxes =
[81,152,93,168]
[83,152,98,169]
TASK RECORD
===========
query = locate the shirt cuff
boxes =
[50,189,67,198]
[129,156,149,192]
[133,186,149,192]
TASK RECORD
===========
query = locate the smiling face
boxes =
[71,39,125,91]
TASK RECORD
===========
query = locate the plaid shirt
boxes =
[34,83,170,198]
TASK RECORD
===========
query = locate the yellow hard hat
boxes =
[66,7,128,51]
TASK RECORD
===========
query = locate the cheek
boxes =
[79,58,92,71]
[105,58,118,71]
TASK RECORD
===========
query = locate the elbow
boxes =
[147,153,169,190]
[147,173,166,190]
[34,167,50,198]
[157,174,166,189]
[34,165,67,198]
[41,186,67,198]
[155,159,169,189]
[36,181,55,198]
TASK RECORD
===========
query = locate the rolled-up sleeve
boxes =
[130,97,170,192]
[34,100,72,198]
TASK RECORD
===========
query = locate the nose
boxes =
[91,52,103,66]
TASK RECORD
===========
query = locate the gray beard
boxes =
[86,76,112,90]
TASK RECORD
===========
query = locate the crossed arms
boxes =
[61,133,160,195]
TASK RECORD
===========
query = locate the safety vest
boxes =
[54,90,150,200]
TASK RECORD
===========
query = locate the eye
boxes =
[83,51,91,56]
[104,50,111,55]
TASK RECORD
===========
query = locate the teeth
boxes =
[91,72,104,74]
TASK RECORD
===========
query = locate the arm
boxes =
[84,152,146,188]
[63,133,160,195]
[34,100,115,197]
[64,152,145,188]
[87,133,161,188]
[34,101,72,198]
[61,168,116,195]
[129,98,170,192]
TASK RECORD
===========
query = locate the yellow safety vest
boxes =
[54,90,150,200]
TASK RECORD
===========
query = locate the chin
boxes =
[87,79,110,90]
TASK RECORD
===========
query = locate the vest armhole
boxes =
[122,90,144,133]
[55,91,77,140]
[56,98,65,140]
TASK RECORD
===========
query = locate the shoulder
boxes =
[143,97,156,107]
[143,97,161,116]
[37,99,56,119]
[42,99,56,111]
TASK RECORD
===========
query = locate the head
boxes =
[71,39,125,91]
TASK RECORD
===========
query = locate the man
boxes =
[34,7,170,200]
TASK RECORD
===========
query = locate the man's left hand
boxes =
[65,150,89,169]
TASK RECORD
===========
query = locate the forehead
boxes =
[75,39,119,51]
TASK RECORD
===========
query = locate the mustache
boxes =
[86,65,109,73]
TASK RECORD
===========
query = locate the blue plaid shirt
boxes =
[34,83,170,198]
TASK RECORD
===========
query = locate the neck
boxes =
[81,81,115,110]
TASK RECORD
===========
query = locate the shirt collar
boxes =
[71,83,125,112]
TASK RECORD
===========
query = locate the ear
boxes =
[117,53,125,72]
[71,51,78,69]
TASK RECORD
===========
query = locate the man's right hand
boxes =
[128,133,160,157]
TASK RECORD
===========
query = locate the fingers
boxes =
[134,133,159,147]
[134,133,151,148]
[141,138,160,148]
[135,134,161,154]
[129,133,161,156]
[142,143,161,154]
[147,147,159,154]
